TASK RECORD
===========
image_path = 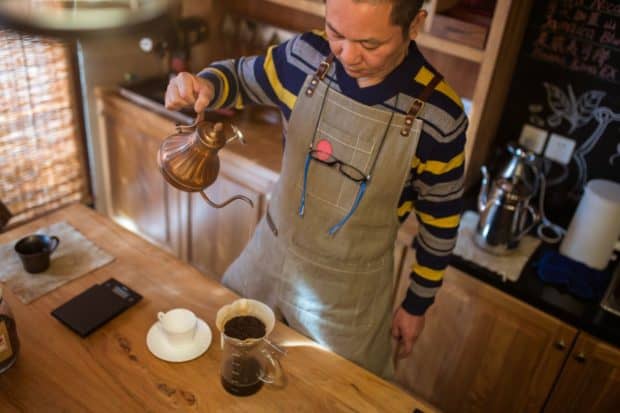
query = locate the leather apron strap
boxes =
[401,72,443,136]
[305,53,443,137]
[305,54,335,97]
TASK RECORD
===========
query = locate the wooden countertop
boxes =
[0,203,435,413]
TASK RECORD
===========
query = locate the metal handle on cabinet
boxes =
[554,339,566,350]
[574,352,586,363]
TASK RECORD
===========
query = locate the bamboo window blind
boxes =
[0,29,90,229]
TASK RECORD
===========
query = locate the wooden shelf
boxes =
[227,0,324,33]
[417,32,485,62]
[229,0,484,63]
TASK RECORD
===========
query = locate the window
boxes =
[0,29,90,228]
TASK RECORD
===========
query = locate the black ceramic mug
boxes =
[14,235,60,273]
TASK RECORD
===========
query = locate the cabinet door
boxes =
[545,333,620,413]
[102,107,183,256]
[187,160,270,281]
[393,252,577,413]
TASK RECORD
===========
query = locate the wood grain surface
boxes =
[544,333,620,413]
[0,203,436,413]
[393,260,577,413]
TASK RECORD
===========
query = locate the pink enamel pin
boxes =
[315,139,333,161]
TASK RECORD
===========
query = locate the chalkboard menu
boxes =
[497,0,619,217]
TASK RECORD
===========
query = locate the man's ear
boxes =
[408,10,428,40]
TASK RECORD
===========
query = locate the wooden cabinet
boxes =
[545,333,620,413]
[392,244,620,412]
[392,249,578,413]
[187,155,273,279]
[98,93,184,256]
[96,91,280,280]
[224,0,534,187]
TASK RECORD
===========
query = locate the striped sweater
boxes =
[199,31,466,315]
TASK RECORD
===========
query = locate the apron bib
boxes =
[223,56,439,378]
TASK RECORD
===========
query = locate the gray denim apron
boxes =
[223,55,441,378]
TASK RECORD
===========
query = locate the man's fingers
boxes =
[164,83,179,110]
[399,335,414,358]
[165,73,199,111]
[194,92,210,113]
[177,73,197,102]
[392,309,425,360]
[164,72,214,113]
[392,323,412,360]
[193,76,213,113]
[391,321,401,339]
[165,82,191,110]
[165,84,191,110]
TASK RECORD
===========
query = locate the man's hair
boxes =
[390,0,425,36]
[353,0,425,36]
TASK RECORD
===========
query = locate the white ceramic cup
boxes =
[157,308,197,346]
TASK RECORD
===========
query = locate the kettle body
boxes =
[475,166,540,255]
[157,114,253,209]
[157,122,222,192]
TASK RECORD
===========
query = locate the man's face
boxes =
[325,0,423,84]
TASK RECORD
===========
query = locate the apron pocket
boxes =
[298,161,356,212]
[278,246,390,331]
[291,215,395,264]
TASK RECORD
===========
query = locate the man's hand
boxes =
[391,308,425,359]
[165,72,215,113]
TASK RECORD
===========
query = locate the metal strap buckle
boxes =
[317,61,331,79]
[409,99,424,117]
[401,99,424,136]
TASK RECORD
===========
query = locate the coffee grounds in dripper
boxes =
[224,316,265,340]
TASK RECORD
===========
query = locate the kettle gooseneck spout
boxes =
[200,190,254,209]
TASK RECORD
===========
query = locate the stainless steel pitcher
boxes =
[475,166,540,255]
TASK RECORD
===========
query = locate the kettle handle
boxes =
[514,205,540,243]
[192,111,205,126]
[175,111,205,134]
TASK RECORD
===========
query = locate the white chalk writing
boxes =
[532,0,618,83]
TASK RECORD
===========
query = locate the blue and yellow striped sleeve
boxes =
[398,79,467,315]
[197,38,298,116]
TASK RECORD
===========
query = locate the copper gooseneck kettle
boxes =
[157,113,254,208]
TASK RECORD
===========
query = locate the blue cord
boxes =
[298,152,312,216]
[328,181,367,236]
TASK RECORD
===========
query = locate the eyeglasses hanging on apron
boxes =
[297,54,442,236]
[298,80,397,235]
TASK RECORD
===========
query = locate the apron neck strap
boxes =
[304,55,445,137]
[401,73,444,137]
[305,53,335,97]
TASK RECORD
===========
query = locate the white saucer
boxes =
[146,318,212,362]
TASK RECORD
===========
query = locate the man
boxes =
[165,0,465,379]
